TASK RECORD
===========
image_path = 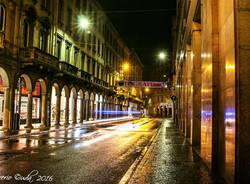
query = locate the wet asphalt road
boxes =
[0,118,160,184]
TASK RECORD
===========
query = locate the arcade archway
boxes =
[0,67,10,130]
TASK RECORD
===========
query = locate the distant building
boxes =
[0,0,143,131]
[146,88,173,118]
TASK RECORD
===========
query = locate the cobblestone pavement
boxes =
[127,119,225,184]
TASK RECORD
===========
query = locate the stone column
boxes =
[111,102,114,118]
[89,99,94,120]
[95,101,99,120]
[40,93,47,129]
[72,97,77,124]
[185,45,192,138]
[55,94,61,126]
[99,101,102,119]
[85,99,89,121]
[64,96,69,126]
[79,97,84,123]
[3,87,10,130]
[115,103,118,118]
[191,22,201,147]
[106,103,109,118]
[25,91,33,129]
[102,102,106,119]
[235,1,250,182]
[82,97,86,121]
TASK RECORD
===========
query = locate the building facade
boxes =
[0,0,143,131]
[145,88,173,118]
[173,0,250,183]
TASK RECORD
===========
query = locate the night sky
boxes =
[97,0,176,81]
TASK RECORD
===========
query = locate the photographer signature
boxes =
[0,170,53,183]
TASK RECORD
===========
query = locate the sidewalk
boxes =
[0,116,135,140]
[126,119,224,184]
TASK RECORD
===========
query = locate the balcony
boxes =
[100,80,108,88]
[59,61,78,76]
[1,40,18,58]
[21,47,59,69]
[93,77,101,85]
[78,70,91,81]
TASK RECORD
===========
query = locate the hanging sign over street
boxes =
[117,81,167,88]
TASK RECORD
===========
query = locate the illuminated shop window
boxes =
[32,81,41,119]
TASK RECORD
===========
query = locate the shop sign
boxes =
[117,81,167,88]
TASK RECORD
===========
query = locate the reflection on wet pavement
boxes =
[0,127,96,160]
[128,120,224,184]
[0,118,159,184]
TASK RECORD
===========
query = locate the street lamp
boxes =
[158,51,167,60]
[144,87,150,93]
[122,63,130,71]
[78,15,91,30]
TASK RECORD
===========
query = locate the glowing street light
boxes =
[144,87,150,93]
[122,63,130,71]
[158,52,167,60]
[78,15,91,30]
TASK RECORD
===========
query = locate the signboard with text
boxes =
[117,81,167,88]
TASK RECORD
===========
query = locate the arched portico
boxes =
[89,92,95,120]
[51,83,60,126]
[17,74,33,129]
[70,87,77,124]
[0,67,10,130]
[35,78,47,128]
[60,85,70,126]
[84,91,90,121]
[77,89,84,123]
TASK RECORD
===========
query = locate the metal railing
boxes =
[78,69,92,81]
[59,61,78,76]
[21,47,59,69]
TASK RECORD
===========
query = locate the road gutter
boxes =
[119,122,162,184]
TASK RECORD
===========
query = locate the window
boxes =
[97,40,100,55]
[92,35,96,53]
[87,57,91,73]
[92,61,95,76]
[82,0,87,11]
[23,20,29,47]
[39,30,47,51]
[65,42,71,63]
[97,64,100,79]
[67,8,72,29]
[102,45,105,58]
[0,5,5,31]
[41,0,50,10]
[87,34,91,50]
[55,35,62,59]
[75,0,80,10]
[81,52,85,70]
[58,0,64,24]
[74,48,79,66]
